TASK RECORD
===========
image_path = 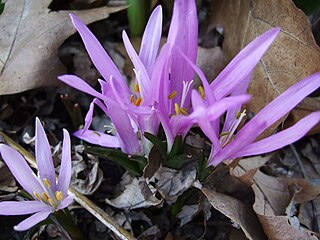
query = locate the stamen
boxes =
[180,108,189,116]
[130,94,135,103]
[134,98,142,106]
[198,86,205,99]
[92,131,101,136]
[180,80,194,108]
[42,192,49,202]
[222,110,247,146]
[43,178,51,188]
[55,191,64,201]
[33,191,41,201]
[174,103,180,115]
[168,90,177,100]
[48,198,55,206]
[134,83,140,93]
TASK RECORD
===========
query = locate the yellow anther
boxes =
[134,83,140,93]
[33,191,41,201]
[55,191,64,202]
[48,198,55,206]
[130,94,135,103]
[42,192,49,202]
[198,86,205,99]
[220,132,229,137]
[43,178,51,188]
[180,108,189,116]
[168,90,177,100]
[236,111,241,119]
[174,103,180,115]
[93,131,101,136]
[134,97,142,106]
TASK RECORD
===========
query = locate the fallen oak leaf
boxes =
[0,0,126,95]
[252,170,320,239]
[209,0,320,138]
[196,182,267,240]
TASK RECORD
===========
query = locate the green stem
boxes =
[54,210,85,240]
[126,0,150,37]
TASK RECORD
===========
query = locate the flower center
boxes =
[168,81,206,117]
[33,178,64,209]
[129,69,143,107]
[220,110,247,146]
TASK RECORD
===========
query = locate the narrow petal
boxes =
[222,72,252,132]
[210,120,267,166]
[107,105,141,155]
[14,211,51,231]
[58,75,112,104]
[0,144,43,197]
[139,5,163,74]
[58,195,74,210]
[210,28,280,100]
[57,129,72,197]
[74,129,121,148]
[35,118,56,190]
[82,100,95,133]
[239,72,320,138]
[69,14,130,97]
[235,111,320,158]
[0,201,51,215]
[122,31,150,101]
[167,0,198,106]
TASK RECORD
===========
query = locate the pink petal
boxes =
[35,118,56,191]
[139,6,163,75]
[239,72,320,139]
[167,0,198,108]
[57,129,72,197]
[74,129,120,148]
[0,201,51,215]
[122,31,150,101]
[235,111,320,158]
[0,144,43,197]
[69,14,130,97]
[210,28,280,100]
[14,211,51,231]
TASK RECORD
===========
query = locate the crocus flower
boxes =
[0,118,73,231]
[151,0,199,150]
[181,27,320,166]
[58,0,198,155]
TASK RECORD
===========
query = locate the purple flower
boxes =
[0,118,73,231]
[58,1,198,155]
[58,6,164,155]
[151,0,199,150]
[183,28,320,166]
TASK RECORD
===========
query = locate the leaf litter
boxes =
[0,0,319,239]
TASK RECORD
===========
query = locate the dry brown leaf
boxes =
[0,161,18,192]
[209,0,320,137]
[200,186,267,240]
[0,0,126,95]
[252,171,320,239]
[230,154,273,186]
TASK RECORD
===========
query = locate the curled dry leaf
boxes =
[105,173,162,209]
[148,164,197,204]
[67,145,103,195]
[0,0,126,95]
[199,185,267,240]
[209,0,320,137]
[229,154,273,186]
[252,170,320,239]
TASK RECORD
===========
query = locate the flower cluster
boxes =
[59,0,320,166]
[0,118,73,231]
